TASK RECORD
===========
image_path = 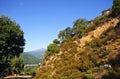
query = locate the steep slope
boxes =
[34,2,120,79]
[76,18,119,50]
[34,17,120,79]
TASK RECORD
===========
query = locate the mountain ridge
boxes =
[25,48,46,57]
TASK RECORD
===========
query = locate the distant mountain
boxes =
[22,53,42,64]
[22,48,46,64]
[25,48,46,57]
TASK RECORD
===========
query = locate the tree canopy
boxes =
[0,15,25,75]
[112,0,120,17]
[58,18,88,42]
[73,18,88,37]
[45,43,59,56]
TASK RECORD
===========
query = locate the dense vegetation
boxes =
[34,0,120,79]
[112,0,120,17]
[0,15,25,76]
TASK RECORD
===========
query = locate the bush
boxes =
[46,43,59,56]
[84,74,94,79]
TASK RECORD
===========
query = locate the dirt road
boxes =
[2,76,32,79]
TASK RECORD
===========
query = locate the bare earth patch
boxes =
[3,76,32,79]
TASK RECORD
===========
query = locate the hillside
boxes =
[22,53,42,64]
[34,0,120,79]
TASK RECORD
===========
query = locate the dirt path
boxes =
[2,76,32,79]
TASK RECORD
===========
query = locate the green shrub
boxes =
[46,43,59,56]
[84,74,94,79]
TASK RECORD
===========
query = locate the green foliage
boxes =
[73,18,88,37]
[73,18,88,27]
[46,43,59,56]
[0,15,25,56]
[84,74,94,79]
[22,53,42,64]
[0,15,25,75]
[10,56,24,74]
[58,27,73,41]
[94,15,107,25]
[24,67,37,76]
[53,39,60,44]
[0,56,8,73]
[58,18,88,42]
[112,0,120,17]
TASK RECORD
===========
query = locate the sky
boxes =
[0,0,113,52]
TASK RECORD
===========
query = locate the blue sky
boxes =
[0,0,113,52]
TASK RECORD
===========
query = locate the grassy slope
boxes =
[22,53,42,64]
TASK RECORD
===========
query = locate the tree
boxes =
[73,18,88,27]
[58,19,87,42]
[46,43,59,56]
[0,15,25,75]
[112,0,120,17]
[73,18,88,37]
[58,30,65,41]
[58,27,73,42]
[53,39,60,44]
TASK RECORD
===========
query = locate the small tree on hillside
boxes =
[46,43,59,56]
[73,18,88,38]
[58,27,73,42]
[112,0,120,17]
